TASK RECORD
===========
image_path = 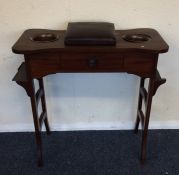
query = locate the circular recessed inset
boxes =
[122,34,152,43]
[30,33,59,43]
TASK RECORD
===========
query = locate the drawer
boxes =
[27,53,60,77]
[60,53,123,72]
[124,53,156,77]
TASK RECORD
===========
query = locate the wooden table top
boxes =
[12,28,169,55]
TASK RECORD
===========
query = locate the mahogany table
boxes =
[12,28,169,166]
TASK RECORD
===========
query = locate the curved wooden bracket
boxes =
[153,70,166,96]
[16,81,31,97]
[12,62,31,97]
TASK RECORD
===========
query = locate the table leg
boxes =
[29,79,43,167]
[134,78,145,133]
[39,78,51,135]
[140,77,155,163]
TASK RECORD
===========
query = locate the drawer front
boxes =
[124,53,156,77]
[27,53,60,77]
[60,53,123,72]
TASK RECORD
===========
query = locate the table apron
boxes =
[25,52,158,78]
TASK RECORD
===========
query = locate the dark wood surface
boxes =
[12,28,169,166]
[12,28,169,54]
[25,52,157,78]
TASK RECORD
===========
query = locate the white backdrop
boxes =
[0,0,179,131]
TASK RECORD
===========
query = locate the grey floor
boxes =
[0,130,178,175]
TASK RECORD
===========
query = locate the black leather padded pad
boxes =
[64,22,116,46]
